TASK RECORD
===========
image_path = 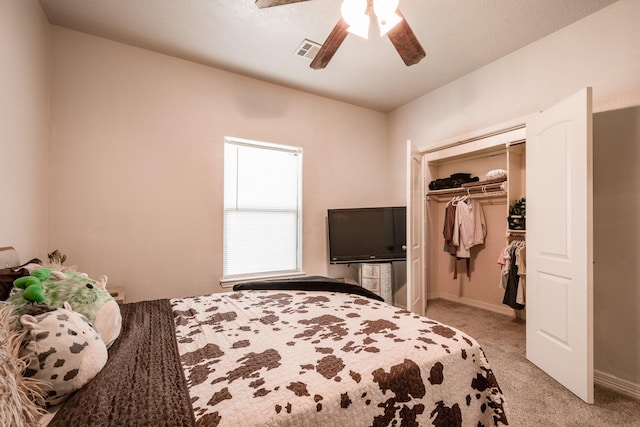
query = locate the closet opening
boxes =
[423,132,527,321]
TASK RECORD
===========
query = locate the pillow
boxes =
[486,169,507,179]
[19,302,108,407]
[8,270,122,348]
[0,302,46,427]
[0,259,42,301]
[233,275,385,302]
[0,267,24,301]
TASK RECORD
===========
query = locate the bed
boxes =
[41,278,508,427]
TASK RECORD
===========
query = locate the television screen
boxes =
[327,206,406,264]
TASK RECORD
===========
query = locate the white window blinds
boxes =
[223,138,302,279]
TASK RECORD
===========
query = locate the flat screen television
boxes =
[327,206,406,264]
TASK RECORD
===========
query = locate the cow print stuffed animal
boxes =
[19,302,108,406]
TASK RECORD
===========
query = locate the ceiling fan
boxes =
[255,0,426,70]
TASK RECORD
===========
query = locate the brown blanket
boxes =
[48,299,195,427]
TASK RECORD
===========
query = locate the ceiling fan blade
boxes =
[386,9,426,66]
[310,18,349,70]
[255,0,310,8]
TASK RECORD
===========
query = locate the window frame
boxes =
[222,136,303,282]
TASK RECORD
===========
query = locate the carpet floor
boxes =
[425,299,640,426]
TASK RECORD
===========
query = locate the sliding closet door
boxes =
[406,140,425,316]
[526,88,594,403]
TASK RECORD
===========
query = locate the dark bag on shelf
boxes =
[429,173,479,190]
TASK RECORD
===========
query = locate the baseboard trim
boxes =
[428,292,517,318]
[595,370,640,400]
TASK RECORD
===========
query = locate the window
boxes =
[223,137,302,279]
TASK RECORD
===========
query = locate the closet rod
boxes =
[426,182,506,202]
[507,139,526,147]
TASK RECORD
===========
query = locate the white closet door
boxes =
[526,87,594,403]
[406,140,425,315]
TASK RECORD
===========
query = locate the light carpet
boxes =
[425,299,640,427]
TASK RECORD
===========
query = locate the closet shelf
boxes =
[506,229,526,238]
[426,182,507,202]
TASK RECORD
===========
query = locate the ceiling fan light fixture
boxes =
[377,12,402,36]
[341,0,370,39]
[373,0,399,17]
[373,0,401,36]
[341,0,366,26]
[346,16,370,39]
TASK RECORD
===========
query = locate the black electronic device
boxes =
[327,206,406,264]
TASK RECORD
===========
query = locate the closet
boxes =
[422,127,526,317]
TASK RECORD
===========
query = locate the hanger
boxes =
[455,188,470,204]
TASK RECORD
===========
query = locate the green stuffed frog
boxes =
[12,268,51,303]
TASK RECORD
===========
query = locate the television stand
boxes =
[358,263,393,304]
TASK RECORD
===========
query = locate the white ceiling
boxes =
[37,0,617,112]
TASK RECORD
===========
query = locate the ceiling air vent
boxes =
[295,39,321,60]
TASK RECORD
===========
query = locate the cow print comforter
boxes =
[171,290,508,426]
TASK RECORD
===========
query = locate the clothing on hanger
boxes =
[452,198,486,258]
[499,240,526,310]
[442,197,486,279]
[515,246,526,305]
[443,201,457,255]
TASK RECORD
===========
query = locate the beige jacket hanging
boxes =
[452,199,487,258]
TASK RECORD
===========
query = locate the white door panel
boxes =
[407,140,425,315]
[526,87,593,403]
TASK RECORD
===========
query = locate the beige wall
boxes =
[0,0,50,261]
[389,0,640,390]
[47,27,391,302]
[593,107,640,394]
